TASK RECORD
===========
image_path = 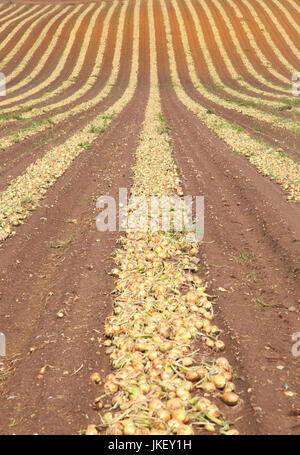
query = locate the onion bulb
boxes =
[85,424,98,435]
[224,382,235,393]
[205,338,215,349]
[176,387,190,400]
[166,398,182,410]
[204,423,215,432]
[172,409,189,423]
[216,357,230,369]
[213,374,226,389]
[186,370,200,381]
[105,381,119,393]
[154,408,171,422]
[181,357,193,367]
[149,399,163,410]
[177,424,194,435]
[200,381,216,393]
[122,419,136,435]
[222,391,239,406]
[214,340,225,351]
[90,372,101,384]
[224,429,240,435]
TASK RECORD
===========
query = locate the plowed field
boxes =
[0,0,299,435]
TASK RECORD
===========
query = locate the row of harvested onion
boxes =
[85,0,240,436]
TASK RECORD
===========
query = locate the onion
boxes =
[200,381,216,393]
[224,429,240,435]
[159,326,171,339]
[117,379,128,389]
[134,341,148,352]
[153,335,162,344]
[189,326,198,336]
[168,419,181,433]
[210,325,220,334]
[149,399,163,410]
[155,408,171,422]
[110,423,124,435]
[224,382,235,393]
[149,368,160,379]
[152,388,163,399]
[196,367,208,379]
[94,397,104,409]
[135,427,150,435]
[185,291,199,304]
[203,319,211,329]
[161,371,172,381]
[183,381,193,391]
[159,341,172,353]
[195,398,210,412]
[182,346,190,355]
[173,377,183,386]
[204,325,212,335]
[85,424,98,435]
[205,338,215,349]
[190,304,199,313]
[173,318,183,328]
[206,404,221,419]
[148,351,158,361]
[90,372,101,384]
[203,301,212,310]
[92,208,243,436]
[152,359,164,369]
[223,370,232,381]
[166,398,182,410]
[111,395,122,407]
[168,391,177,399]
[176,387,190,400]
[105,326,115,337]
[122,419,136,435]
[195,319,204,330]
[175,328,191,340]
[177,424,194,435]
[222,391,239,406]
[140,382,150,394]
[214,340,225,351]
[204,423,215,433]
[103,412,113,424]
[138,373,147,382]
[186,370,200,381]
[213,374,226,389]
[181,357,193,367]
[105,381,119,393]
[172,409,189,423]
